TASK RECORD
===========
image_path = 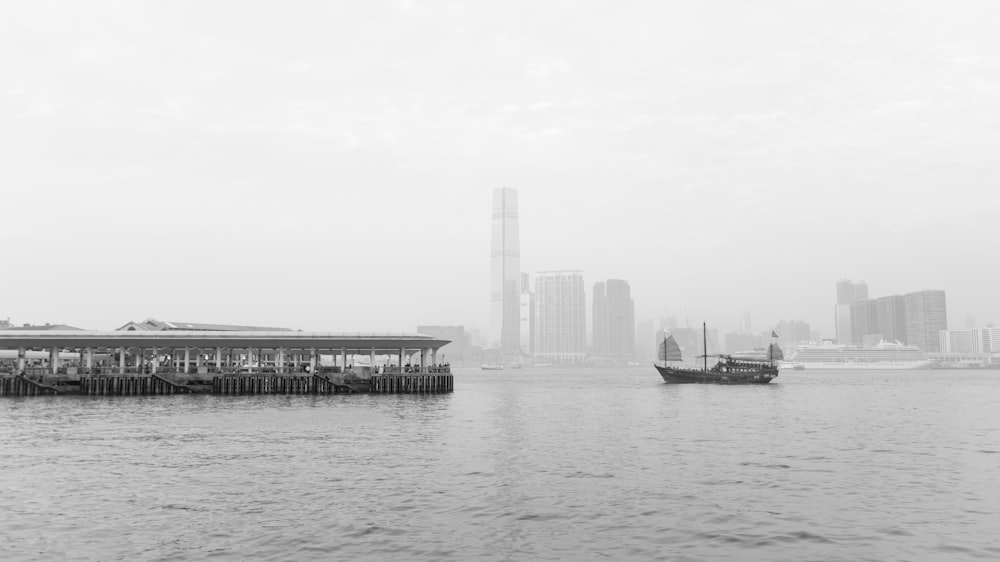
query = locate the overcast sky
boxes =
[2,1,998,336]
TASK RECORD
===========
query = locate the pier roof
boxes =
[0,331,450,351]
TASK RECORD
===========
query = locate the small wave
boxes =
[514,513,565,522]
[564,471,615,479]
[739,462,791,469]
[771,531,835,544]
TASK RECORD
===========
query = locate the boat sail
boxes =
[654,322,779,385]
[658,334,683,362]
[767,343,784,361]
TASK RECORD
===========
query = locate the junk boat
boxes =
[654,323,780,385]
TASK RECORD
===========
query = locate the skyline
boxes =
[3,2,998,335]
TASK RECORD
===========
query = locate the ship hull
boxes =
[655,364,778,385]
[790,360,932,370]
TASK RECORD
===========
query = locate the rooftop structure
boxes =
[117,319,292,332]
[0,330,447,351]
[4,323,84,331]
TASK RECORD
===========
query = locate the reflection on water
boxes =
[2,369,1000,561]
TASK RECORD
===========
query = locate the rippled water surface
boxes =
[3,368,1000,561]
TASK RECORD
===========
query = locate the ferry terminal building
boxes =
[0,320,452,396]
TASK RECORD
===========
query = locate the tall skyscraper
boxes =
[490,188,520,353]
[534,271,586,364]
[593,279,636,360]
[875,295,907,343]
[835,279,868,343]
[738,312,752,334]
[904,290,947,352]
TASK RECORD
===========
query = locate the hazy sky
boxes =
[2,1,998,336]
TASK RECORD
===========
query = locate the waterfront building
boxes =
[964,326,1000,354]
[939,330,974,354]
[490,187,521,354]
[1,330,453,396]
[592,279,636,360]
[534,271,586,364]
[904,290,947,352]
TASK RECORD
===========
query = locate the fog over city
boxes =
[3,1,998,336]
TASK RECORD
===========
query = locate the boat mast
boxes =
[702,321,707,373]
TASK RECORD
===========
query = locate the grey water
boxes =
[2,368,999,561]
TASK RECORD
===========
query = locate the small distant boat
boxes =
[480,364,504,371]
[654,323,780,385]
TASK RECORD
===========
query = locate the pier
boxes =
[0,331,452,397]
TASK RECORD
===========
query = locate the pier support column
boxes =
[50,347,59,374]
[17,347,25,373]
[85,348,94,372]
[399,347,405,372]
[152,348,158,374]
[309,348,317,373]
[195,349,203,371]
[119,347,126,375]
[431,348,437,369]
[276,348,284,373]
[216,347,222,371]
[183,348,190,374]
[420,349,427,373]
[341,347,346,372]
[370,347,375,372]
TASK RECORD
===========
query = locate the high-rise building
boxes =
[592,279,635,360]
[850,300,877,344]
[490,187,520,353]
[875,295,907,343]
[592,282,608,356]
[837,279,869,305]
[904,290,947,352]
[519,272,534,355]
[738,312,752,335]
[534,271,586,364]
[835,279,868,343]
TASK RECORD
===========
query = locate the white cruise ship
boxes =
[786,340,932,370]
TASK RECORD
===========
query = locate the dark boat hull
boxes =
[655,364,778,385]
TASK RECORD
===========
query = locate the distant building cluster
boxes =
[486,188,638,366]
[938,327,1000,354]
[834,279,948,352]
